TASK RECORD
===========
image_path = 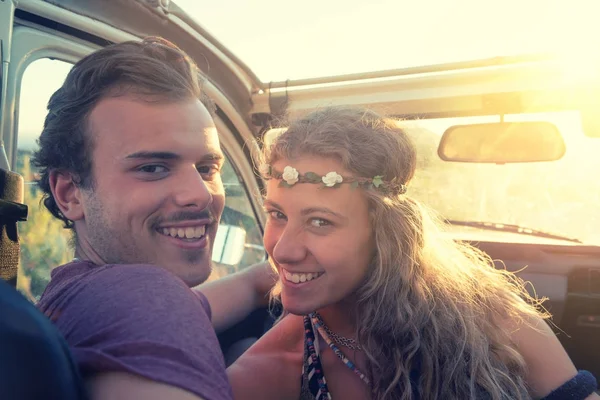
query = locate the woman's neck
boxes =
[316,296,359,340]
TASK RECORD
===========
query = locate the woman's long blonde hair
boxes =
[258,106,548,400]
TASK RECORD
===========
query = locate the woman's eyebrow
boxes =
[262,199,282,209]
[263,200,347,220]
[300,207,346,220]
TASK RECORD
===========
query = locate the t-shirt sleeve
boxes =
[51,264,233,400]
[193,289,212,322]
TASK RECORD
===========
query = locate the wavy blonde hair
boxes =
[258,106,549,400]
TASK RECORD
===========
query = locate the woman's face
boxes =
[263,155,375,315]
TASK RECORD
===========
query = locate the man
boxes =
[33,37,274,400]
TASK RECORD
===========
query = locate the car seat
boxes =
[0,164,88,400]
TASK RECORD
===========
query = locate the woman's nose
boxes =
[272,226,307,265]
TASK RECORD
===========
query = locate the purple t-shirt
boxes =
[37,261,233,400]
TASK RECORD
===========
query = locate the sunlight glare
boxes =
[174,0,599,81]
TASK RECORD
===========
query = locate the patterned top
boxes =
[298,313,597,399]
[300,314,331,399]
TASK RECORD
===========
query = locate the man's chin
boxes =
[182,263,213,288]
[155,254,213,288]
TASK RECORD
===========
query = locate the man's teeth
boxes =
[283,270,322,284]
[162,226,206,239]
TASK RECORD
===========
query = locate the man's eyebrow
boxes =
[201,152,225,162]
[124,151,224,162]
[125,151,180,160]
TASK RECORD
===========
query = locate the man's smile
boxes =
[160,225,206,240]
[156,220,212,248]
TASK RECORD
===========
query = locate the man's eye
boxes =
[197,165,219,175]
[138,165,168,174]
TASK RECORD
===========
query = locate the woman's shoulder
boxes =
[258,314,305,352]
[499,313,584,398]
[226,314,305,400]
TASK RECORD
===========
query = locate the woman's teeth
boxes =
[283,270,322,284]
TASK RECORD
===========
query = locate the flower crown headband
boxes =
[259,164,408,195]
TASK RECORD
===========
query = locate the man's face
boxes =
[78,95,225,286]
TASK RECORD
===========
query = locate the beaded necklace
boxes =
[309,312,371,386]
[314,312,363,351]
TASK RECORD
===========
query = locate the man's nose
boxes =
[172,167,213,210]
[272,226,307,265]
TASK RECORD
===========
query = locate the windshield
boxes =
[174,0,598,82]
[400,111,600,245]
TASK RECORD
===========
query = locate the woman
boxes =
[227,106,598,399]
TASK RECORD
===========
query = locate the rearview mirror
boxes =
[212,224,246,267]
[438,121,565,163]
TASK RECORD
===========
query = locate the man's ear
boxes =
[48,170,85,222]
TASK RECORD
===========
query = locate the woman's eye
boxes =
[267,210,286,221]
[310,218,331,228]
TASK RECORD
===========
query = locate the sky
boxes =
[174,0,599,81]
[17,0,600,149]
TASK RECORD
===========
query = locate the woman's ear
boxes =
[48,170,85,222]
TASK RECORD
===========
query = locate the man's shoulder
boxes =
[51,261,185,286]
[43,261,180,292]
[39,262,201,317]
[38,261,232,400]
[75,262,192,297]
[38,262,210,324]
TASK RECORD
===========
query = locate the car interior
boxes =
[1,0,599,395]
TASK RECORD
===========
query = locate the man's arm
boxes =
[88,372,205,400]
[196,261,278,333]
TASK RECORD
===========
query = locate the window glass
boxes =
[398,111,600,245]
[16,59,74,302]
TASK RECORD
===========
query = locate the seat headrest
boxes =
[0,169,28,286]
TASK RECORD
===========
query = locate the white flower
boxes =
[322,171,343,187]
[282,166,299,185]
[258,164,270,176]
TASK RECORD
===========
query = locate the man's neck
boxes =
[73,243,106,266]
